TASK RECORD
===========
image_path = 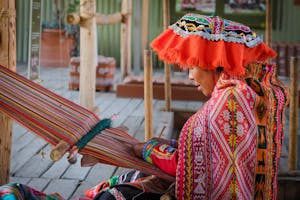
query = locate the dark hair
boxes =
[216,67,223,74]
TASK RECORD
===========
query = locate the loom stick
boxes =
[144,49,153,141]
[50,140,70,161]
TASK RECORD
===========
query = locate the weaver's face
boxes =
[188,67,216,97]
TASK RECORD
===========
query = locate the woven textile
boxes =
[177,72,258,200]
[175,62,288,200]
[0,183,63,200]
[0,65,174,181]
[244,62,288,199]
[86,170,171,199]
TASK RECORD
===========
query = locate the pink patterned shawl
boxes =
[176,73,258,200]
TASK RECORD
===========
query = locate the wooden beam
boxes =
[144,50,153,141]
[79,0,98,113]
[265,0,272,46]
[133,0,142,74]
[141,0,149,52]
[120,0,132,79]
[125,0,132,78]
[163,0,172,111]
[67,12,123,25]
[96,13,123,25]
[0,0,16,185]
[289,57,299,171]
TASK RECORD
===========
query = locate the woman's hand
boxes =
[133,142,146,158]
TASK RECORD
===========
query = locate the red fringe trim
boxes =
[151,29,277,76]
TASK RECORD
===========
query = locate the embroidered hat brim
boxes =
[151,13,277,76]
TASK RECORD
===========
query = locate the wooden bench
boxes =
[116,75,209,101]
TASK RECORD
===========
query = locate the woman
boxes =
[89,13,287,200]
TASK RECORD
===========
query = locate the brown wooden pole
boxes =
[288,56,299,171]
[0,0,16,185]
[126,0,132,77]
[79,0,98,113]
[163,0,171,111]
[120,0,132,79]
[142,0,149,52]
[285,44,289,76]
[265,0,272,46]
[144,49,153,141]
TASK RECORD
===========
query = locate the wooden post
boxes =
[142,0,149,52]
[288,57,299,171]
[163,0,171,111]
[126,0,132,78]
[0,0,16,185]
[79,0,98,113]
[265,0,272,46]
[133,0,142,75]
[120,0,132,79]
[144,50,153,141]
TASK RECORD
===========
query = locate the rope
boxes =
[75,118,111,150]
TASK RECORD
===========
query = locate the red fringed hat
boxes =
[151,13,277,76]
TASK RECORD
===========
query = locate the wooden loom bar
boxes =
[144,50,153,141]
[163,0,172,112]
[288,57,299,170]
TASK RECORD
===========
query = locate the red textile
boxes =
[150,143,178,176]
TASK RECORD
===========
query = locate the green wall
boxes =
[16,0,300,69]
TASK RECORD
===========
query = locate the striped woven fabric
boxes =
[0,65,174,181]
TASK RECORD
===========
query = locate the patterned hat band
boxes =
[172,14,261,47]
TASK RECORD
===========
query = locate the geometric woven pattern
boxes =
[175,62,288,200]
[176,73,258,200]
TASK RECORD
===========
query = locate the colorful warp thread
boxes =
[0,65,174,182]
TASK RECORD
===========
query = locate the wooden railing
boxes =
[271,43,300,77]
